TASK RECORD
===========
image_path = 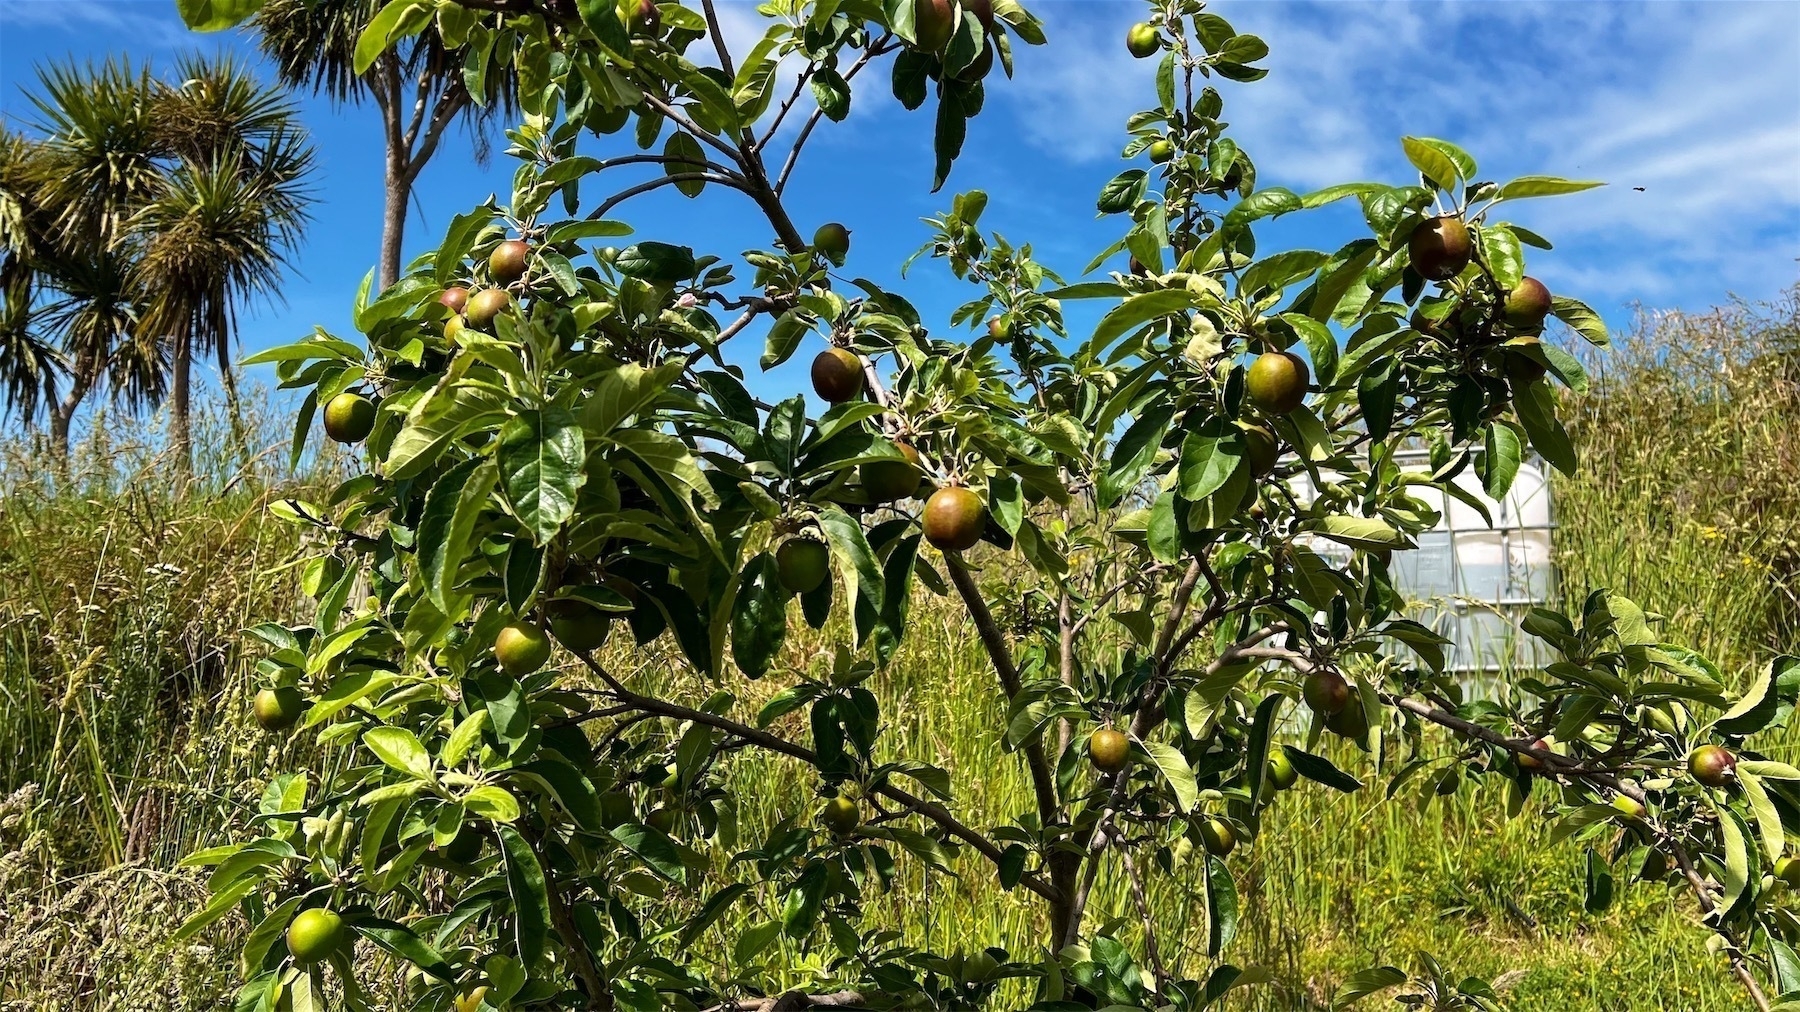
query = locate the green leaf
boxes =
[584,360,683,436]
[1314,515,1406,550]
[1333,965,1407,1007]
[418,458,497,611]
[760,309,813,370]
[1583,847,1614,913]
[1091,290,1209,353]
[1498,176,1605,200]
[175,0,265,32]
[172,876,258,942]
[1282,313,1338,386]
[464,785,521,823]
[1178,420,1245,502]
[364,727,435,782]
[809,67,851,123]
[1740,771,1785,864]
[818,505,885,622]
[497,826,550,967]
[1245,694,1282,808]
[575,0,629,53]
[1712,797,1752,917]
[615,242,696,282]
[891,49,932,111]
[1100,405,1172,508]
[1402,136,1461,191]
[435,205,497,286]
[662,132,709,198]
[731,553,789,679]
[348,917,455,981]
[1280,746,1362,792]
[352,0,431,75]
[1716,657,1792,737]
[1512,379,1577,474]
[1481,422,1523,500]
[1300,182,1387,209]
[1204,855,1238,957]
[1551,295,1609,347]
[1239,250,1327,299]
[1097,169,1149,214]
[1479,225,1525,291]
[611,823,689,883]
[1141,740,1198,812]
[1223,188,1301,231]
[386,384,506,480]
[499,409,586,544]
[932,89,969,192]
[610,429,715,505]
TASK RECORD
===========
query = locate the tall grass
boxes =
[0,392,343,1005]
[5,293,1799,1009]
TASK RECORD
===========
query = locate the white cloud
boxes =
[1,0,196,51]
[992,0,1800,309]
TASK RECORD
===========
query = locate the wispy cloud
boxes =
[990,0,1799,311]
[1,0,199,54]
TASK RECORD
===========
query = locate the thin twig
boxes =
[569,651,1064,904]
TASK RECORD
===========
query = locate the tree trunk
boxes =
[49,374,92,481]
[170,331,192,478]
[380,151,408,290]
[215,332,251,471]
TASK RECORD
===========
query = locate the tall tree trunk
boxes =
[380,152,408,290]
[215,330,251,471]
[48,375,90,482]
[170,331,192,478]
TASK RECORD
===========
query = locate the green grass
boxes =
[4,295,1798,1009]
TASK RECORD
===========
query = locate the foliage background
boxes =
[1,291,1795,1010]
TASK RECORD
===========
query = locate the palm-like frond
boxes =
[36,251,150,409]
[154,54,302,168]
[28,59,167,249]
[132,142,310,360]
[0,269,63,418]
[253,0,517,112]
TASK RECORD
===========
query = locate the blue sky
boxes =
[2,0,1797,414]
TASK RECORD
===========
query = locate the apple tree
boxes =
[175,0,1800,1009]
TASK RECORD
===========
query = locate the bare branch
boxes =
[401,85,472,186]
[637,92,746,167]
[774,36,895,195]
[699,0,737,81]
[588,173,754,221]
[760,64,819,149]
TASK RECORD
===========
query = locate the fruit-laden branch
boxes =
[570,652,1066,905]
[1378,687,1774,1012]
[1237,643,1772,1012]
[1059,617,1290,949]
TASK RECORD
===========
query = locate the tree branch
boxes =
[570,652,1063,905]
[759,64,818,150]
[943,553,1061,827]
[402,85,471,187]
[699,0,737,82]
[637,92,746,167]
[774,36,895,196]
[1386,689,1772,1011]
[700,991,866,1012]
[588,173,755,221]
